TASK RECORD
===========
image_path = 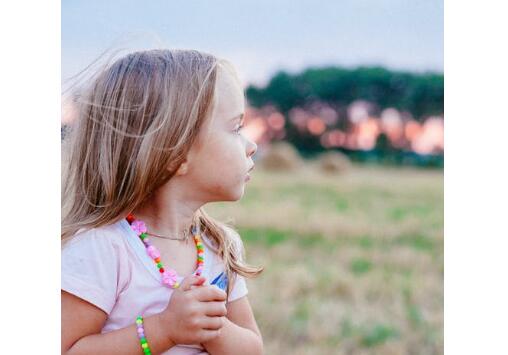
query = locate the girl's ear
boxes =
[175,160,189,176]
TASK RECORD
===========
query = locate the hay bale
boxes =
[318,151,351,174]
[259,142,302,171]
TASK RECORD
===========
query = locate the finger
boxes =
[201,316,225,331]
[180,275,206,291]
[191,286,227,302]
[198,329,222,343]
[203,302,228,317]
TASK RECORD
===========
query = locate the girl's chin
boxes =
[228,183,247,201]
[233,187,246,201]
[207,178,247,202]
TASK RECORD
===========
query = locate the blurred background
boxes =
[62,1,443,354]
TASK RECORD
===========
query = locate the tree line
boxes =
[246,66,443,121]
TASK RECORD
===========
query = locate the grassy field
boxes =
[206,162,443,355]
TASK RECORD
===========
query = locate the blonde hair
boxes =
[62,49,263,297]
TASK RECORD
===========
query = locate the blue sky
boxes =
[62,0,443,87]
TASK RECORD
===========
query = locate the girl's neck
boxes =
[132,189,203,240]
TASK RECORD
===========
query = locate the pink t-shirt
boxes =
[61,219,248,355]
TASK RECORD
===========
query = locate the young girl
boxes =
[61,49,264,354]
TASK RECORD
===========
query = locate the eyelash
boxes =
[234,123,244,134]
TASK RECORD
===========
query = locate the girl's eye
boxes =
[235,124,244,134]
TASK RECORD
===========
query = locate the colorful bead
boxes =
[135,316,152,354]
[162,268,178,287]
[131,220,147,235]
[127,214,135,223]
[147,245,160,259]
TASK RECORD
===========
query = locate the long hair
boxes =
[62,49,263,298]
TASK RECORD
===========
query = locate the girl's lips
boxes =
[245,164,254,181]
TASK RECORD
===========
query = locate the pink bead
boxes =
[137,328,144,334]
[131,220,147,235]
[162,268,178,287]
[147,245,160,259]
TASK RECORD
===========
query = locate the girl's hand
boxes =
[159,275,228,345]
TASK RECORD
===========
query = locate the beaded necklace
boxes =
[126,213,204,289]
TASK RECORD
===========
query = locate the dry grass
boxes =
[317,151,352,174]
[257,141,303,171]
[206,162,443,355]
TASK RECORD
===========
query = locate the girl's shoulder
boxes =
[62,220,129,254]
[61,220,131,315]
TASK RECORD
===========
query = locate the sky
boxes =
[62,0,443,88]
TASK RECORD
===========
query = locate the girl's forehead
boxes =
[213,66,245,125]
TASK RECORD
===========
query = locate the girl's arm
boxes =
[201,296,263,355]
[62,290,176,354]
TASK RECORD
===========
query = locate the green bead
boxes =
[141,343,148,349]
[140,233,147,239]
[140,337,146,343]
[157,262,162,268]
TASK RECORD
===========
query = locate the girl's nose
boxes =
[247,140,257,159]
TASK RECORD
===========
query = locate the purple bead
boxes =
[147,245,160,259]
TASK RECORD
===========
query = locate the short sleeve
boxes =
[61,230,120,315]
[227,273,248,303]
[222,226,249,303]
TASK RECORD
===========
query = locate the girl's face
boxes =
[183,65,257,202]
